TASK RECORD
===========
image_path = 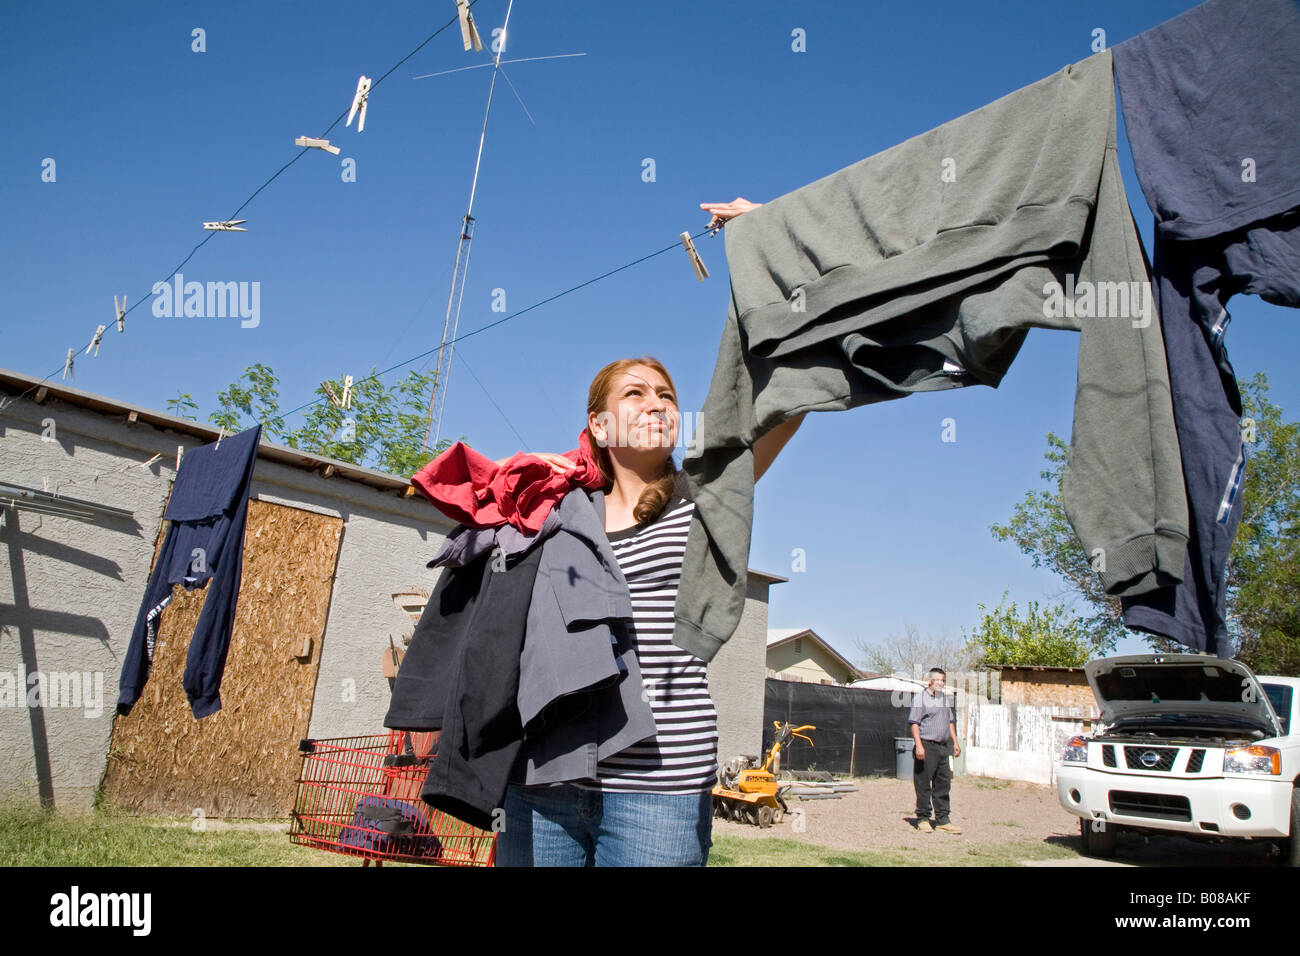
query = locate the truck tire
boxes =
[1080,817,1117,857]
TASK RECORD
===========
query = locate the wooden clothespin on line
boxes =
[382,634,405,678]
[215,426,225,451]
[176,445,184,470]
[84,324,107,357]
[114,295,126,333]
[203,220,248,232]
[62,348,75,380]
[322,376,355,410]
[680,232,709,281]
[457,0,483,52]
[347,76,372,132]
[295,135,341,155]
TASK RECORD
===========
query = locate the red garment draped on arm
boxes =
[410,430,607,532]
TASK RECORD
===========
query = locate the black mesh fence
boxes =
[762,679,913,776]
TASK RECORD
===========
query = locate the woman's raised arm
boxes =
[753,413,804,482]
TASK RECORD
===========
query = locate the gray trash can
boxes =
[894,737,915,779]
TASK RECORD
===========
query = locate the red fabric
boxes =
[410,430,607,533]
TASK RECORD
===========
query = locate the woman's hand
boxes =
[494,451,576,474]
[700,197,763,232]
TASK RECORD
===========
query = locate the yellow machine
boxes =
[712,721,816,827]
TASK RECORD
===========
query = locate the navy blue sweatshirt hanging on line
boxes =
[1113,0,1300,653]
[117,425,261,719]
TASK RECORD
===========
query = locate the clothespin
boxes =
[295,135,341,155]
[341,375,354,410]
[382,634,403,678]
[680,232,709,281]
[114,295,126,332]
[85,324,107,357]
[176,445,184,470]
[62,348,75,380]
[456,0,483,52]
[215,426,225,451]
[203,220,248,232]
[141,453,162,470]
[321,380,343,408]
[347,75,372,132]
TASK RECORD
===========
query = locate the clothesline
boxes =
[41,453,164,500]
[272,228,712,424]
[7,1,484,411]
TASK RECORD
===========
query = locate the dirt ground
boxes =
[717,776,1072,850]
[713,774,1286,866]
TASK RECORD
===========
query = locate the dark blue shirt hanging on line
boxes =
[1113,0,1300,653]
[117,424,261,719]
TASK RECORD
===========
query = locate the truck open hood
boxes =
[1084,655,1281,737]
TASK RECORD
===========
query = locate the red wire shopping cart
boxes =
[289,731,496,867]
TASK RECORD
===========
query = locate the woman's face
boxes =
[591,364,679,455]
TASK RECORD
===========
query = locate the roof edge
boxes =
[1,367,423,497]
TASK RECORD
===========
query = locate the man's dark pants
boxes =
[914,738,952,825]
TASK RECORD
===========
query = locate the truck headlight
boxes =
[1223,744,1280,775]
[1062,735,1088,763]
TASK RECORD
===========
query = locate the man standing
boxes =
[909,668,962,834]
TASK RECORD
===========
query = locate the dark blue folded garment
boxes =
[336,795,441,857]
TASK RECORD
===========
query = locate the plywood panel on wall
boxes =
[103,498,343,817]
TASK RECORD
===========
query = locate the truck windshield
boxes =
[1262,683,1292,735]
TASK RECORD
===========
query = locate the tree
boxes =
[166,392,199,421]
[991,373,1300,675]
[855,623,977,679]
[964,592,1100,668]
[211,362,285,438]
[988,433,1125,653]
[1229,373,1300,674]
[205,364,458,477]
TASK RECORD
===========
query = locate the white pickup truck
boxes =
[1055,654,1298,864]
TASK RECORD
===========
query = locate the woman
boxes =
[497,341,802,866]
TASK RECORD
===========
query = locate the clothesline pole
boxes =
[423,0,517,454]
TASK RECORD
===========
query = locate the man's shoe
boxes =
[936,822,962,834]
[916,819,933,833]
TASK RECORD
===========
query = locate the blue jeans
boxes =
[496,784,713,867]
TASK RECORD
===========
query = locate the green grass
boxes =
[0,802,393,867]
[1,802,1076,867]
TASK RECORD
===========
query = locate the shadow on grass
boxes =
[1041,828,1283,867]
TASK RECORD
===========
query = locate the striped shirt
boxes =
[587,491,719,794]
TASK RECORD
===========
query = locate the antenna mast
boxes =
[422,0,516,453]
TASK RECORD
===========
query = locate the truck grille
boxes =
[1185,749,1205,773]
[1108,790,1192,822]
[1123,746,1177,771]
[1102,745,1116,767]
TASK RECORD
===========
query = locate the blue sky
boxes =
[3,1,1294,667]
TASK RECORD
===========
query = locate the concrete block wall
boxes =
[0,390,453,810]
